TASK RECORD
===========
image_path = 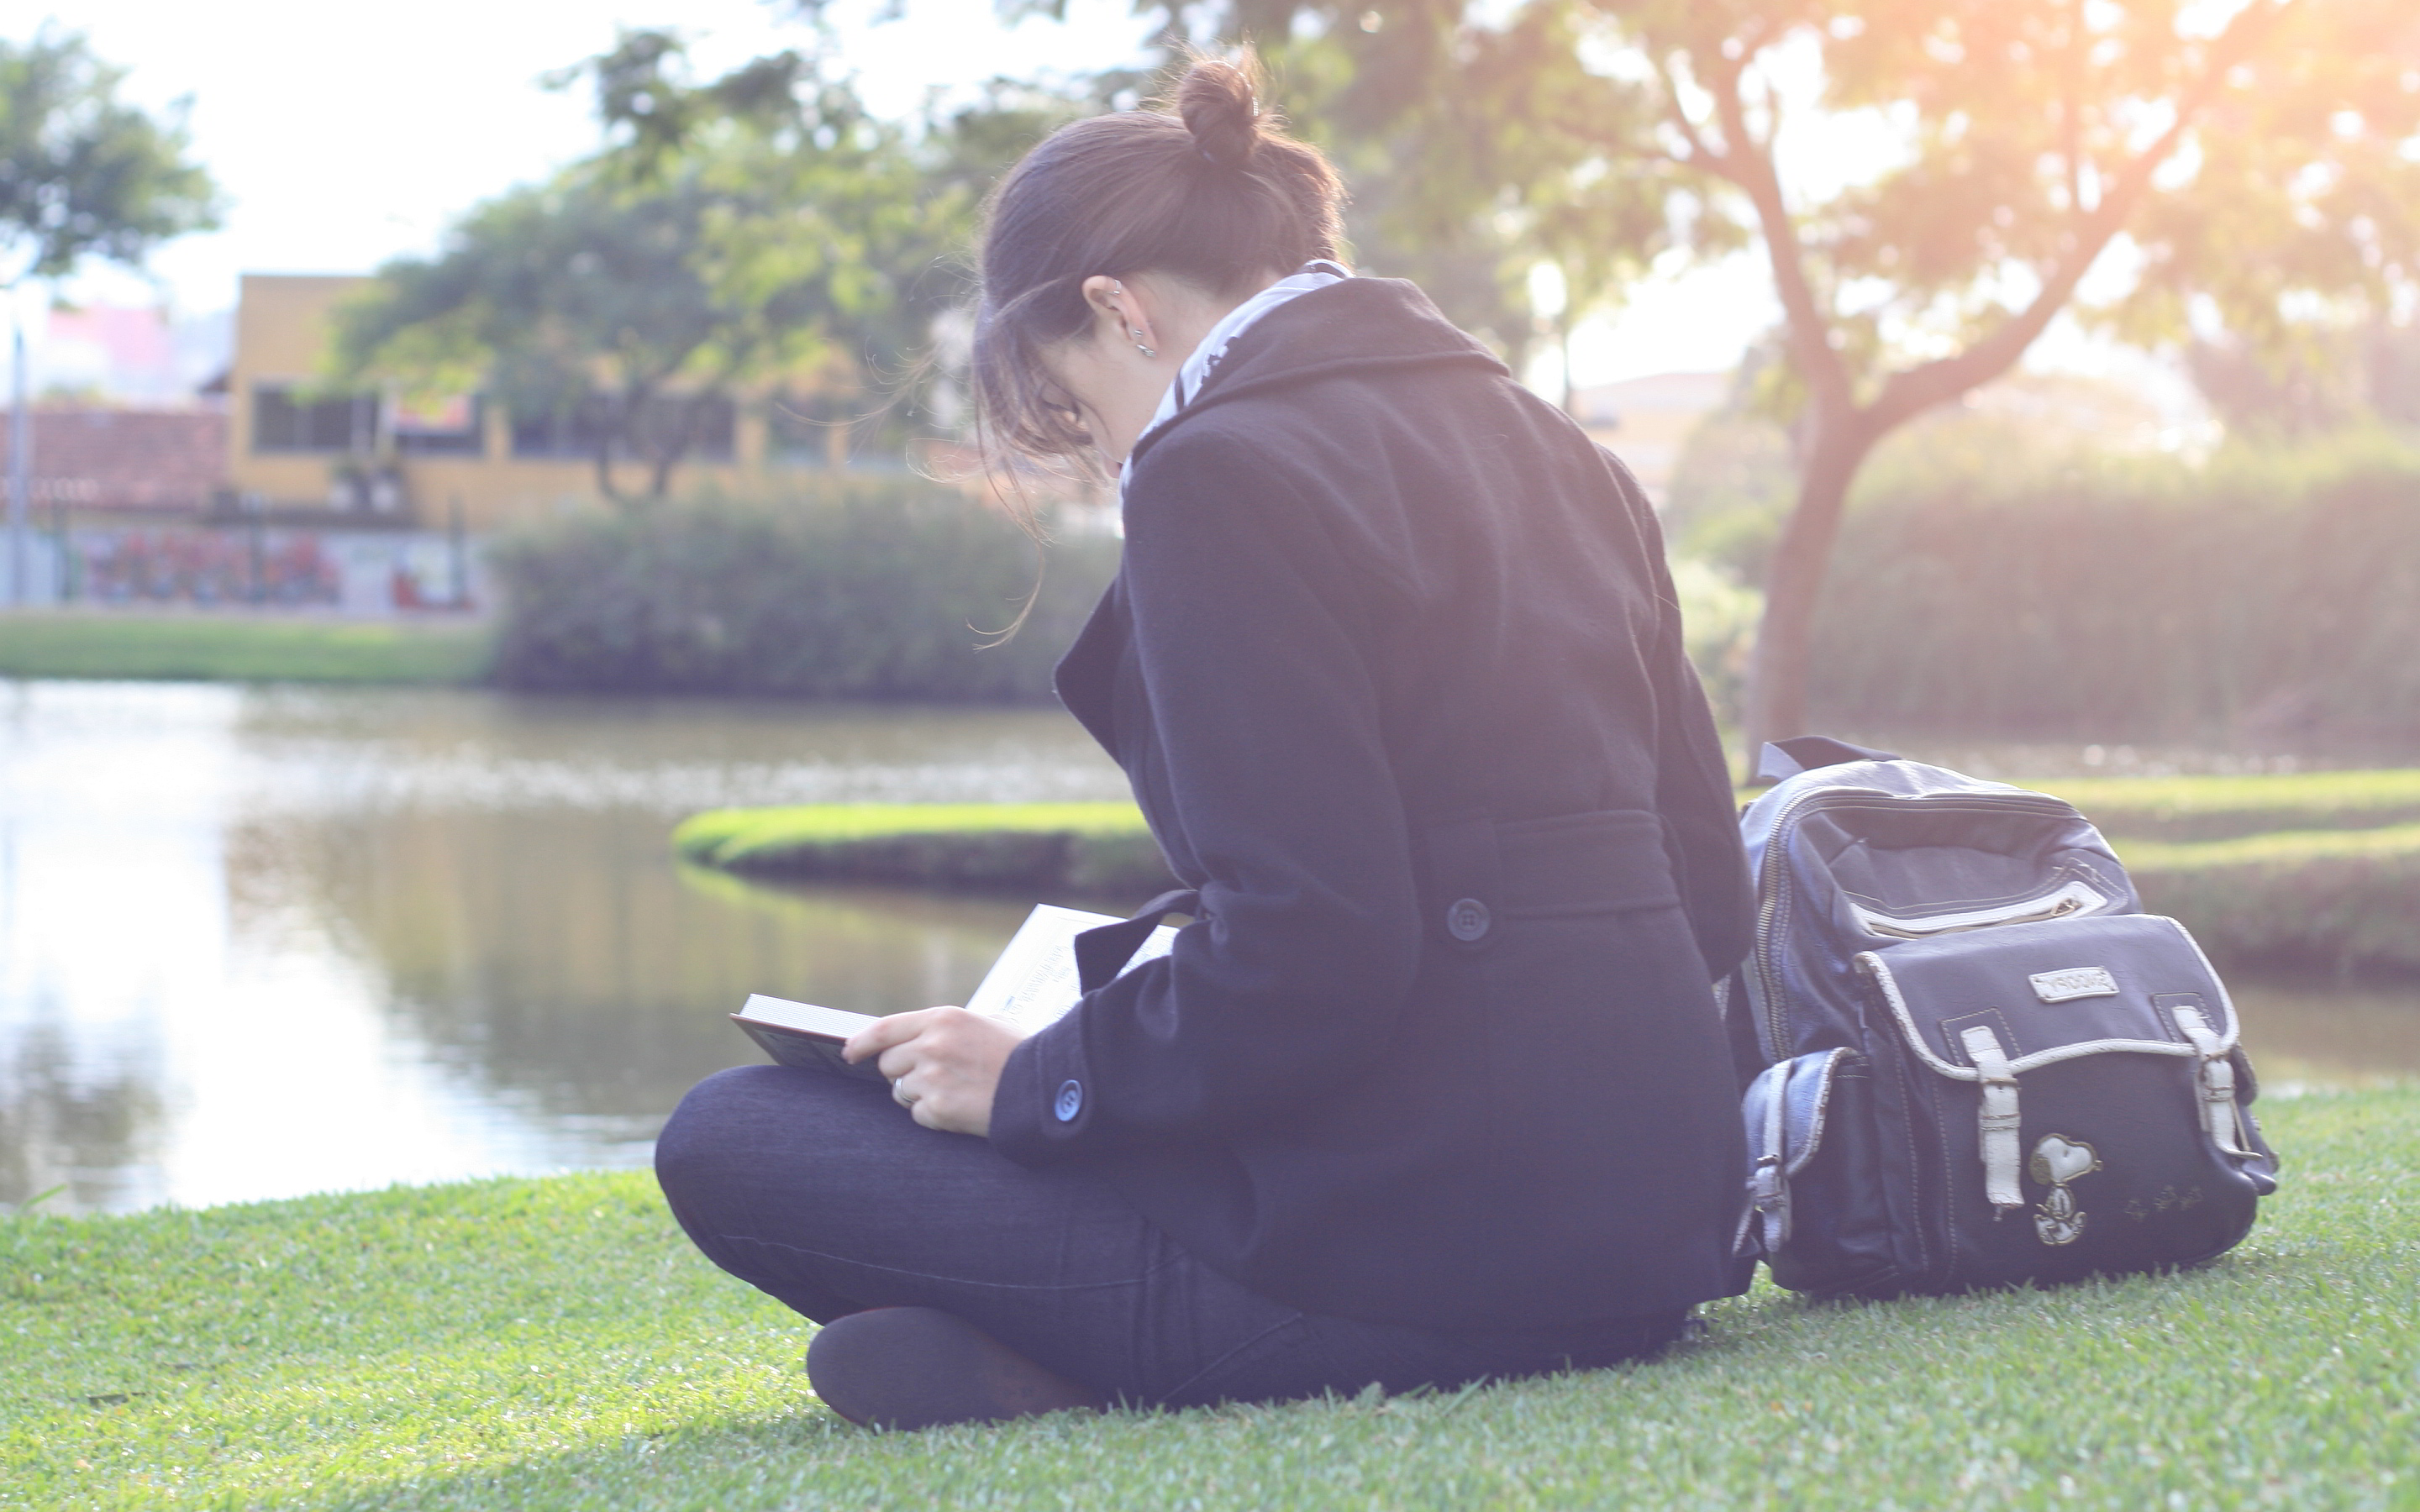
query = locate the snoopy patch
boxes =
[2028,1134,2102,1246]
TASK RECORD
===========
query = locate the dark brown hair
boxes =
[971,53,1346,466]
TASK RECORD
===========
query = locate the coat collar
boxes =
[1123,276,1507,475]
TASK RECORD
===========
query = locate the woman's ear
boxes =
[1080,274,1160,360]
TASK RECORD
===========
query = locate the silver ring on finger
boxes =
[892,1078,918,1109]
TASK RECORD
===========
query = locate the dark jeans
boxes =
[654,1065,1689,1410]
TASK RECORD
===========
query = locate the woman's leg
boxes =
[655,1065,1686,1410]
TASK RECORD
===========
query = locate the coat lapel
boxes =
[1053,573,1131,755]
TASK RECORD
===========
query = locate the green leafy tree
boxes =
[1247,5,1685,373]
[336,33,984,504]
[0,25,218,283]
[1196,0,2420,759]
[1587,0,2420,756]
[1,24,218,604]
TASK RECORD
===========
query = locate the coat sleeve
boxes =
[990,435,1424,1165]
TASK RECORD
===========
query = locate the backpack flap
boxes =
[1856,913,2260,1186]
[1735,1047,1854,1259]
[1854,913,2275,1285]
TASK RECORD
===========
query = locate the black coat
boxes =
[992,277,1753,1331]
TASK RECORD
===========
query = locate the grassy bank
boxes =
[675,770,2420,975]
[4,1088,2412,1510]
[672,801,1176,895]
[0,613,490,685]
[2054,769,2420,843]
[2126,824,2420,976]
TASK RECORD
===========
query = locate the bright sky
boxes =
[4,0,2165,396]
[8,0,1142,302]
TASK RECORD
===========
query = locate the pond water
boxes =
[3,680,2412,1215]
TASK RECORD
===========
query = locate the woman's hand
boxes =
[843,1008,1022,1137]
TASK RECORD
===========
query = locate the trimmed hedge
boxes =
[484,479,1120,700]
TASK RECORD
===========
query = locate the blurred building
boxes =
[0,408,225,515]
[224,275,848,532]
[1567,371,1731,505]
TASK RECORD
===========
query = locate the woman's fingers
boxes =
[846,1008,1020,1138]
[841,1006,950,1063]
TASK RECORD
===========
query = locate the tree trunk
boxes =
[592,443,634,508]
[1741,410,1880,773]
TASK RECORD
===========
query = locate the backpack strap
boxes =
[1741,1066,1789,1259]
[2171,1004,2259,1159]
[1959,1026,2025,1213]
[1752,735,1902,785]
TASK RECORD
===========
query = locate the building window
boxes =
[392,394,487,456]
[508,398,613,459]
[510,394,737,463]
[253,386,377,454]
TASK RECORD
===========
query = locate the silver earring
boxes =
[1131,329,1156,358]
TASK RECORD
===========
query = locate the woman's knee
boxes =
[656,1064,812,1199]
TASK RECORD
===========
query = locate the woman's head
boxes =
[973,54,1346,467]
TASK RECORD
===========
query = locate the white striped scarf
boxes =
[1119,260,1351,496]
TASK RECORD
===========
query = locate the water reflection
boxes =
[2230,979,2420,1089]
[229,805,1034,1146]
[0,680,1122,1214]
[0,1021,166,1212]
[0,679,2412,1215]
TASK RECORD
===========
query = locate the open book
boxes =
[730,903,1181,1080]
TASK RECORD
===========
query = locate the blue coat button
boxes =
[1054,1079,1084,1122]
[1446,897,1491,942]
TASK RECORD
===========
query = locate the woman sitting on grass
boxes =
[655,53,1754,1431]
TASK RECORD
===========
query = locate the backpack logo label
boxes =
[2029,967,2118,1003]
[2029,1134,2102,1245]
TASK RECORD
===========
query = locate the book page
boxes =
[734,906,1182,1073]
[963,904,1182,1037]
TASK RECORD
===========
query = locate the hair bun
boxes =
[1177,57,1260,170]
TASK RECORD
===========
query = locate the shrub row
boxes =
[483,477,1120,700]
[1805,437,2420,741]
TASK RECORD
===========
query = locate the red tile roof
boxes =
[0,407,226,512]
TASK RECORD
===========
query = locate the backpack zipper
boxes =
[1749,787,2089,1063]
[1847,879,2103,939]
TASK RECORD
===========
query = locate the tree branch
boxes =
[1865,0,2295,431]
[1647,50,1719,171]
[1711,45,1854,419]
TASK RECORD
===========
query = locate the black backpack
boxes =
[1729,738,2280,1298]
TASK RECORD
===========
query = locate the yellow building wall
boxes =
[225,273,781,533]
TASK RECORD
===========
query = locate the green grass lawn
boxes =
[6,1088,2415,1510]
[0,613,490,685]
